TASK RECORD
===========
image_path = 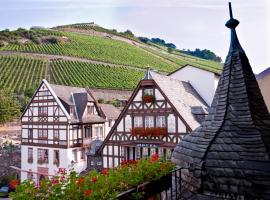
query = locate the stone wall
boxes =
[0,146,21,180]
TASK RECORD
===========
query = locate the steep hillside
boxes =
[0,24,222,97]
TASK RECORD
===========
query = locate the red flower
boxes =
[151,153,159,161]
[84,189,92,196]
[51,178,59,185]
[76,177,86,186]
[101,169,109,175]
[57,168,67,175]
[60,176,65,181]
[91,177,97,183]
[9,179,20,189]
[142,95,155,103]
[121,160,128,166]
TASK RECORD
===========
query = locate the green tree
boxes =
[0,90,20,124]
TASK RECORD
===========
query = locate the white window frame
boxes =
[144,88,154,96]
[145,116,154,128]
[156,116,166,127]
[134,116,143,128]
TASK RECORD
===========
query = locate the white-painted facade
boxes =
[168,65,220,106]
[20,80,111,184]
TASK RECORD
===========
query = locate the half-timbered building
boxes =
[20,80,118,183]
[98,69,208,168]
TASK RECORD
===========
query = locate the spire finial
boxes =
[225,2,239,29]
[229,2,233,19]
[143,65,152,80]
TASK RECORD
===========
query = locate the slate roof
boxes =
[99,104,121,120]
[172,3,270,199]
[50,84,94,105]
[150,72,208,129]
[49,83,106,124]
[256,67,270,80]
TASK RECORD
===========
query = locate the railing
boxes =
[117,167,183,200]
[69,139,83,147]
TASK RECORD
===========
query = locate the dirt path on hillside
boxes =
[0,51,147,71]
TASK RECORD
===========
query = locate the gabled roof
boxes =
[21,80,71,121]
[50,84,94,105]
[167,64,221,76]
[150,72,208,129]
[98,69,208,154]
[172,3,270,199]
[99,104,121,120]
[256,67,270,80]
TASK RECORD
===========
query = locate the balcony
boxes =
[117,167,182,200]
[69,139,82,147]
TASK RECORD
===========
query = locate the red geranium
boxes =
[57,168,67,175]
[84,189,92,196]
[76,177,86,186]
[51,178,59,185]
[9,179,20,189]
[101,169,109,175]
[151,153,159,161]
[91,177,97,183]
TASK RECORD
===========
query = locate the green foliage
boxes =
[106,99,121,107]
[181,48,222,62]
[51,60,144,89]
[0,56,47,95]
[0,30,174,71]
[11,156,175,200]
[97,98,104,104]
[122,29,134,37]
[0,28,63,45]
[0,90,20,124]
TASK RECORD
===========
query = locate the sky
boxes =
[0,0,269,73]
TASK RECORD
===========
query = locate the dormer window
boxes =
[144,88,153,96]
[142,88,155,103]
[87,105,95,114]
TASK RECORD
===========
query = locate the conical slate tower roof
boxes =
[172,3,270,199]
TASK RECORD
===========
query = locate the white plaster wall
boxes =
[169,65,219,105]
[134,89,142,101]
[21,145,87,183]
[155,89,164,100]
[117,119,124,132]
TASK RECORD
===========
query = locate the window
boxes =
[87,105,95,114]
[144,88,154,96]
[156,116,166,127]
[72,149,77,162]
[37,149,48,164]
[145,116,154,128]
[81,149,85,160]
[85,126,92,138]
[38,129,48,138]
[53,150,60,166]
[134,116,143,128]
[28,148,33,163]
[94,127,103,138]
[53,130,59,139]
[38,107,48,116]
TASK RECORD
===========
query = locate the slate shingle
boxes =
[172,3,270,199]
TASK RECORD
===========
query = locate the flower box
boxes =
[142,95,155,103]
[131,127,168,137]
